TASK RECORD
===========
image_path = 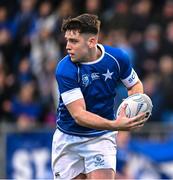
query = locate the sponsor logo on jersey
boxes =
[91,72,100,80]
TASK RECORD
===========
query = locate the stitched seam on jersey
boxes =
[105,52,120,73]
[77,65,80,83]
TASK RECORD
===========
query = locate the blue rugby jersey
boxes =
[55,44,139,137]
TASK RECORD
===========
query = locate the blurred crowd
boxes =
[0,0,173,130]
[1,0,173,179]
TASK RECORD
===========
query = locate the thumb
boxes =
[119,103,128,117]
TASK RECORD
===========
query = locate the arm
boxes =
[117,48,143,96]
[66,98,147,131]
[128,80,143,96]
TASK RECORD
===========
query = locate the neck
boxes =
[87,45,102,62]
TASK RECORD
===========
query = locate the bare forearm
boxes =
[72,109,115,130]
[72,107,147,131]
[128,80,143,96]
[66,98,147,131]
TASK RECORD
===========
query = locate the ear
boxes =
[87,36,97,48]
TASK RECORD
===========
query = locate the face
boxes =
[65,30,95,62]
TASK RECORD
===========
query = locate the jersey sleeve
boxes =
[55,60,84,105]
[118,49,139,88]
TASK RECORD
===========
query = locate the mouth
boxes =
[68,53,74,57]
[69,53,76,60]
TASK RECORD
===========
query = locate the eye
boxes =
[70,39,78,43]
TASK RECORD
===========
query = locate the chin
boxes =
[71,58,79,63]
[71,58,76,62]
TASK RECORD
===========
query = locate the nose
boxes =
[66,41,71,51]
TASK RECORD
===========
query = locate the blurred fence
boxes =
[0,122,173,179]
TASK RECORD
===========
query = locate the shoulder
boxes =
[103,45,130,63]
[103,45,132,78]
[55,55,78,78]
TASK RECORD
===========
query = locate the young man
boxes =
[52,14,147,179]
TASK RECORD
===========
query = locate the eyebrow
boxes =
[65,35,79,40]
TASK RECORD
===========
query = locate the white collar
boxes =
[80,44,105,65]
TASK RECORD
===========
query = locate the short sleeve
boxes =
[56,74,79,94]
[118,49,139,88]
[55,60,84,105]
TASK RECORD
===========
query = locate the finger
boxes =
[128,117,147,130]
[119,103,128,117]
[131,112,146,122]
[131,116,147,127]
[144,112,151,120]
[129,114,147,127]
[131,123,145,130]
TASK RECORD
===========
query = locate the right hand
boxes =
[113,104,147,131]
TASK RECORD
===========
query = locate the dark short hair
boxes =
[61,13,101,34]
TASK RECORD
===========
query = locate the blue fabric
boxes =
[55,45,133,137]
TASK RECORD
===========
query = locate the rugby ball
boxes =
[116,93,153,119]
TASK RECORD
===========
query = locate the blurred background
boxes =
[0,0,173,179]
